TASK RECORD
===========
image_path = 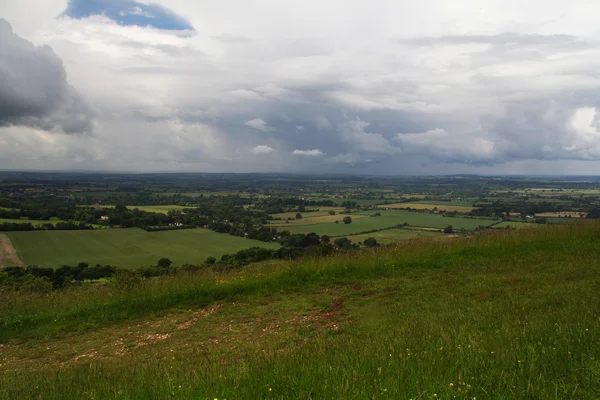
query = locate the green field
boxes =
[492,221,540,229]
[279,210,498,236]
[307,197,388,206]
[126,205,191,214]
[7,229,279,268]
[0,218,64,226]
[1,224,599,398]
[345,228,444,244]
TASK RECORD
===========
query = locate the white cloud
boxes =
[292,149,324,156]
[250,145,274,154]
[245,118,274,132]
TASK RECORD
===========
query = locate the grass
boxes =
[0,222,599,398]
[381,202,475,212]
[492,221,541,229]
[6,229,280,268]
[126,205,191,214]
[343,228,444,244]
[280,210,498,236]
[0,218,65,226]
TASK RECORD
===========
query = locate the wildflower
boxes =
[268,388,272,392]
[449,383,454,388]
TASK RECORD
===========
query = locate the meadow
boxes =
[280,210,498,236]
[1,223,599,398]
[6,229,279,268]
[381,202,475,212]
[0,218,64,226]
[345,228,444,244]
[126,205,191,214]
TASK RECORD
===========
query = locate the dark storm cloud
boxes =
[0,19,93,134]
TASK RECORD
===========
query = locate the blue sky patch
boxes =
[62,0,194,31]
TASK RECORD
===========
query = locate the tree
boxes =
[157,258,172,268]
[321,234,331,244]
[363,237,378,247]
[328,210,336,215]
[205,256,217,265]
[443,225,453,234]
[296,213,303,220]
[343,216,352,224]
[334,237,352,249]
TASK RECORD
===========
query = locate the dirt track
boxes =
[0,233,24,267]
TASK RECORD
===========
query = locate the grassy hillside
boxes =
[1,222,599,399]
[7,228,279,268]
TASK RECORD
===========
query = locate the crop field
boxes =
[536,212,586,218]
[411,199,476,207]
[0,218,64,226]
[269,208,345,220]
[380,203,475,212]
[492,221,541,229]
[344,228,444,244]
[269,214,366,227]
[307,197,388,206]
[280,210,498,236]
[126,205,191,214]
[7,229,279,268]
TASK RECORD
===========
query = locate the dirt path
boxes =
[0,233,25,267]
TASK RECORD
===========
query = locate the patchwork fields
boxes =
[278,210,498,236]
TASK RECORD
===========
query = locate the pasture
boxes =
[279,210,498,236]
[345,228,444,244]
[7,229,279,268]
[0,218,64,226]
[380,202,475,212]
[126,205,191,214]
[492,221,540,229]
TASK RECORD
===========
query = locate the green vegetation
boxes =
[283,210,497,236]
[492,221,540,229]
[126,205,191,214]
[7,229,279,268]
[345,228,444,244]
[0,218,64,226]
[1,223,599,398]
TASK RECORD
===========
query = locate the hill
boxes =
[1,223,599,399]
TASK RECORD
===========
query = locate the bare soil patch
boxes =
[0,234,24,267]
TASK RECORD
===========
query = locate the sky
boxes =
[1,1,600,175]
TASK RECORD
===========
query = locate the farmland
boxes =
[380,202,475,212]
[0,218,65,226]
[7,229,279,268]
[345,228,444,244]
[280,210,498,236]
[126,205,191,214]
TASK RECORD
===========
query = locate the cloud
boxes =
[292,149,324,156]
[3,0,600,174]
[250,145,274,154]
[0,19,93,134]
[393,129,496,164]
[245,118,274,132]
